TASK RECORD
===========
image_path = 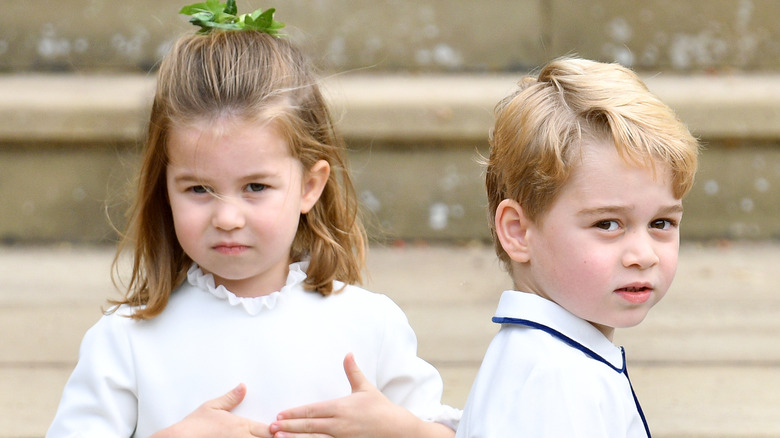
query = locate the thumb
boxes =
[207,383,247,411]
[343,353,371,393]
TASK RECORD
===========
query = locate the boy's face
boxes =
[519,138,682,339]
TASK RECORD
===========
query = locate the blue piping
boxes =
[493,316,652,437]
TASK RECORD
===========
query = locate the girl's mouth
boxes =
[214,244,249,255]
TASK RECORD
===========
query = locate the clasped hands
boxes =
[152,353,422,438]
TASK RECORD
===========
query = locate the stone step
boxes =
[2,241,779,437]
[4,73,780,142]
[0,73,778,243]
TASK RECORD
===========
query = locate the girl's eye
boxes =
[595,220,620,231]
[650,219,676,230]
[190,185,209,194]
[246,183,267,193]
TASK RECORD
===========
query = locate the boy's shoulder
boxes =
[489,291,625,371]
[480,322,628,410]
[491,319,609,372]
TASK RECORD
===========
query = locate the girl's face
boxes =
[166,117,328,297]
[515,138,682,340]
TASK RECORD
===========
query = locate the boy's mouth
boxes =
[614,284,653,303]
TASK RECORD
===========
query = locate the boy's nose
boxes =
[622,230,659,270]
[212,198,246,231]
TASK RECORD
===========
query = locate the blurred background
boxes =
[1,0,778,243]
[1,1,778,437]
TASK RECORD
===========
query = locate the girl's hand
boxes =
[151,383,272,438]
[269,354,454,438]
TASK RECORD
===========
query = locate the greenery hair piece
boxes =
[180,0,285,35]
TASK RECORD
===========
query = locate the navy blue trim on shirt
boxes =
[493,316,652,437]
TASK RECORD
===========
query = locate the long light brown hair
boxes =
[111,31,365,320]
[486,57,700,268]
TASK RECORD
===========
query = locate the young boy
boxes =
[456,57,699,437]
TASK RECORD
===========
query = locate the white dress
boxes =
[47,262,460,437]
[456,291,650,438]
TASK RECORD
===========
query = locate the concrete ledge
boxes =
[1,73,779,243]
[3,73,780,143]
[0,74,154,143]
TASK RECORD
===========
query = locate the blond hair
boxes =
[111,31,365,320]
[486,57,699,267]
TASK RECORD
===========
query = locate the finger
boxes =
[343,353,370,393]
[272,433,333,438]
[250,422,274,438]
[270,418,336,435]
[276,399,337,421]
[206,383,247,411]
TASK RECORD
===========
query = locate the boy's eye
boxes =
[246,183,267,193]
[650,219,675,230]
[595,220,620,231]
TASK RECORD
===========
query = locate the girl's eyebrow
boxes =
[170,172,206,185]
[171,171,277,185]
[239,172,277,181]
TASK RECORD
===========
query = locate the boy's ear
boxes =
[300,160,330,214]
[495,199,531,263]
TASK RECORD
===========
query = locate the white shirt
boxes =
[456,291,650,438]
[47,262,460,437]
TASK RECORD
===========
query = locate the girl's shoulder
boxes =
[329,281,397,305]
[74,305,147,362]
[88,304,148,335]
[314,281,409,320]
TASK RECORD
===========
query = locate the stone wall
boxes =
[2,0,779,73]
[1,1,778,243]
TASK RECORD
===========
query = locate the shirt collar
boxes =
[186,261,309,316]
[493,290,625,371]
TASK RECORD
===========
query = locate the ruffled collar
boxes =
[186,261,309,315]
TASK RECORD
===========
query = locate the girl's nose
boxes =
[211,198,246,231]
[622,230,660,270]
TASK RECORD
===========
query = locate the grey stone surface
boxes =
[2,135,778,243]
[1,73,779,243]
[5,73,780,142]
[550,0,780,72]
[3,1,780,73]
[1,241,779,437]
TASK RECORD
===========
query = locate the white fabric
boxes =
[456,291,648,438]
[47,262,460,437]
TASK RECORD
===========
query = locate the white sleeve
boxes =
[374,296,462,431]
[46,313,138,438]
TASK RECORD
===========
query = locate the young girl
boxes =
[47,9,458,438]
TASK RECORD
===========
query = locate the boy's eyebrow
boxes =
[578,204,684,216]
[658,204,685,215]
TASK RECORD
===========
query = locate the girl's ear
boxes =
[300,159,330,214]
[495,199,531,263]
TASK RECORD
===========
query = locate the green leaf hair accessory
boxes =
[179,0,285,36]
